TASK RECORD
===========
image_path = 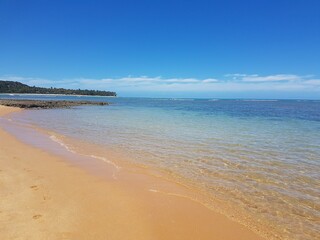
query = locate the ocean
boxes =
[1,94,319,240]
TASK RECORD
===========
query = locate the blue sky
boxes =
[1,0,319,98]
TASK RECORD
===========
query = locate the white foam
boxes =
[149,189,160,193]
[49,135,76,154]
[89,154,121,170]
[170,98,195,101]
[49,134,121,179]
[89,155,121,179]
[242,99,278,102]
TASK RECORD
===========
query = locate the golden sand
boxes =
[0,105,264,240]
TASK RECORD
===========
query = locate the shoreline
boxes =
[0,105,265,240]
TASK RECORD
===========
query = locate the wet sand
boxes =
[0,105,265,240]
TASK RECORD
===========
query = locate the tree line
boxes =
[0,80,116,96]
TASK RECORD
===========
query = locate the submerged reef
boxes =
[0,99,108,109]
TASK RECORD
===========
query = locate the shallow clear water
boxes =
[2,94,320,239]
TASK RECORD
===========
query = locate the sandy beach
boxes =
[0,105,265,240]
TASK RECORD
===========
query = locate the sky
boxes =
[0,0,320,99]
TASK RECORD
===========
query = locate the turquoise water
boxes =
[1,95,320,239]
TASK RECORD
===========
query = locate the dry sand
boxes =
[0,105,265,240]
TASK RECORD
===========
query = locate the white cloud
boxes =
[165,78,199,83]
[226,74,305,82]
[72,76,219,87]
[304,79,320,85]
[242,74,302,82]
[1,74,319,95]
[203,79,219,83]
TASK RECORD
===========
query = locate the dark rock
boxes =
[0,99,109,109]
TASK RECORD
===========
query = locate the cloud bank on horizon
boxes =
[1,73,319,99]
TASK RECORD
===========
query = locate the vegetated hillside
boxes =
[0,80,116,96]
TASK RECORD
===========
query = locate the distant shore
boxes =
[0,80,116,96]
[0,105,264,240]
[0,93,117,97]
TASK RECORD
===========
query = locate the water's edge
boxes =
[1,110,285,240]
[1,96,319,240]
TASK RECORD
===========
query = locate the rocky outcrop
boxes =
[0,99,108,109]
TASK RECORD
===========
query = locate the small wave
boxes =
[89,154,121,170]
[0,117,13,122]
[49,134,121,179]
[242,99,278,102]
[149,189,160,193]
[50,135,76,154]
[170,98,195,101]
